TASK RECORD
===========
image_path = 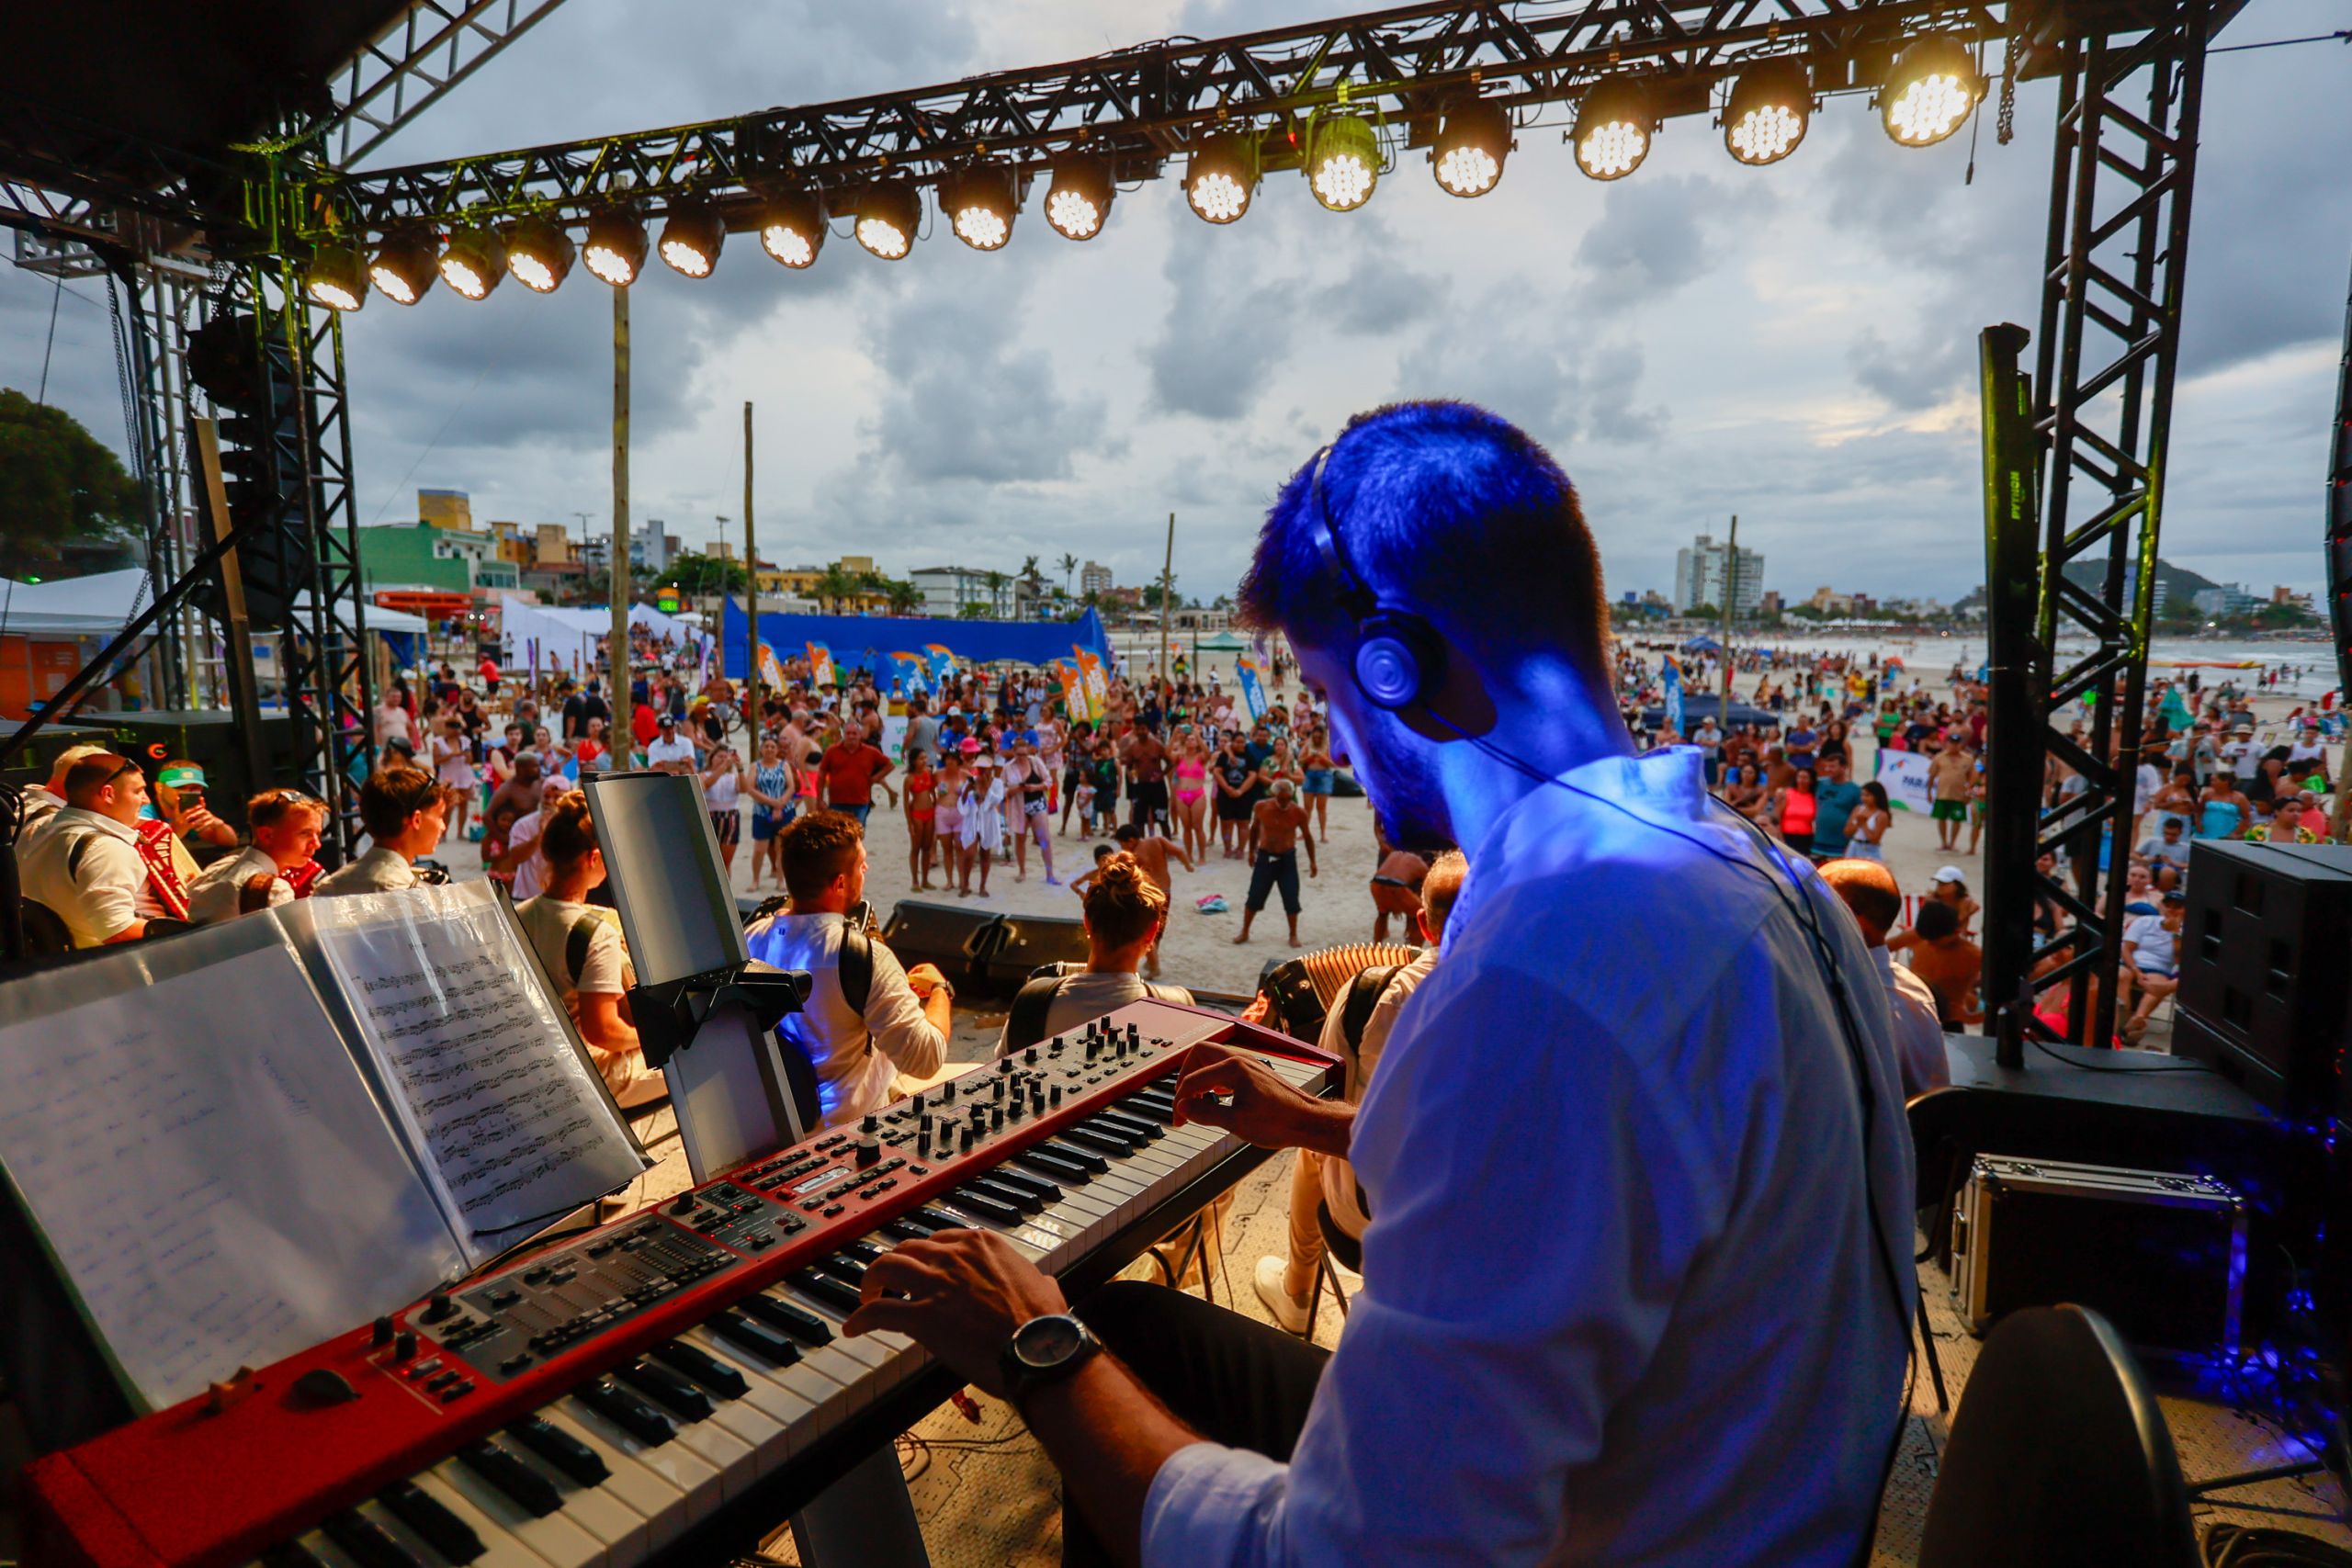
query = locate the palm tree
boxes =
[885,580,921,616]
[983,570,1010,618]
[1058,552,1079,594]
[813,564,860,615]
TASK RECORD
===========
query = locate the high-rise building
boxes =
[1080,560,1114,597]
[1673,534,1765,614]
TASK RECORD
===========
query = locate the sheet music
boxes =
[301,882,645,1261]
[0,940,460,1413]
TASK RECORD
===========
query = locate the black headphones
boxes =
[1306,445,1454,716]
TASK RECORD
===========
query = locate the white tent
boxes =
[0,569,156,637]
[500,596,607,676]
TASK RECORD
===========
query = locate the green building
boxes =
[356,522,519,593]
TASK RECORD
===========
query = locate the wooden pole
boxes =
[742,400,758,750]
[1720,513,1739,716]
[610,285,631,719]
[1159,512,1175,694]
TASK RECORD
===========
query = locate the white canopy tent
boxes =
[0,570,427,637]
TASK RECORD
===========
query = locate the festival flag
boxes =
[806,640,837,688]
[756,639,786,692]
[1073,646,1110,717]
[1662,654,1685,737]
[923,644,956,687]
[1236,654,1269,721]
[1055,660,1090,721]
[889,652,929,694]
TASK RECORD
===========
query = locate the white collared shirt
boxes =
[18,807,149,946]
[1873,944,1951,1097]
[1143,746,1916,1568]
[742,911,945,1128]
[313,845,420,898]
[187,846,294,925]
[20,784,66,838]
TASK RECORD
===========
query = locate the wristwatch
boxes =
[999,1313,1100,1409]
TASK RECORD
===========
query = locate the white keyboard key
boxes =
[553,1395,721,1528]
[531,1405,693,1551]
[417,1464,601,1568]
[490,1431,650,1567]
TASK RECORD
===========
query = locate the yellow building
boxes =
[419,489,473,531]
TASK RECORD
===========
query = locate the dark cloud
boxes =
[1308,213,1447,334]
[1574,173,1773,313]
[1143,222,1297,421]
[1395,285,1663,448]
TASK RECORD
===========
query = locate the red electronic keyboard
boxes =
[22,1001,1335,1568]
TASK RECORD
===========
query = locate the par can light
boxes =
[659,202,725,277]
[504,216,574,293]
[1574,78,1657,181]
[1430,98,1510,197]
[583,210,648,286]
[1305,112,1381,212]
[943,165,1019,252]
[855,181,922,259]
[305,243,368,311]
[368,231,438,306]
[1724,62,1812,166]
[1185,131,1259,224]
[1045,156,1114,241]
[438,224,506,300]
[758,189,827,268]
[1881,35,1985,147]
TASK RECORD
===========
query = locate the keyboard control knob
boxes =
[1025,1047,1038,1065]
[422,1292,455,1323]
[394,1329,419,1360]
[1049,1085,1063,1106]
[669,1193,696,1215]
[855,1136,880,1168]
[373,1315,395,1346]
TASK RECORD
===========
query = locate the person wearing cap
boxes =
[316,767,450,897]
[2118,890,2188,1039]
[187,789,328,923]
[956,750,1005,897]
[818,717,896,827]
[17,742,111,838]
[1890,865,1980,959]
[645,712,698,775]
[18,752,187,945]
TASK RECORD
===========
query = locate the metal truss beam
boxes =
[312,0,2025,240]
[1981,0,2218,1048]
[323,0,573,169]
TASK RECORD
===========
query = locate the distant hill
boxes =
[2060,557,2224,604]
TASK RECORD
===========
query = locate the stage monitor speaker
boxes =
[2175,840,2352,1122]
[3,712,304,832]
[876,900,1090,1002]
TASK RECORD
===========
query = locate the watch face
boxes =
[1013,1314,1084,1370]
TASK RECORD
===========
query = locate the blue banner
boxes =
[923,643,956,688]
[1662,655,1685,736]
[1237,655,1269,721]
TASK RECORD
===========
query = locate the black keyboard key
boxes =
[1012,1147,1093,1185]
[378,1479,485,1563]
[577,1377,674,1446]
[614,1358,713,1423]
[1043,1137,1113,1173]
[842,1239,887,1263]
[1092,1110,1164,1142]
[322,1510,424,1568]
[1118,1095,1175,1124]
[909,1205,970,1233]
[787,1269,866,1317]
[711,1308,802,1364]
[965,1176,1045,1214]
[649,1338,749,1399]
[263,1543,331,1568]
[506,1416,607,1486]
[947,1188,1023,1225]
[738,1292,832,1346]
[1059,1124,1136,1156]
[457,1438,562,1517]
[881,1216,934,1243]
[986,1167,1062,1202]
[813,1253,868,1286]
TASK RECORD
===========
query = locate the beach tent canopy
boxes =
[720,599,1113,680]
[1193,631,1250,652]
[1640,694,1782,729]
[0,570,159,636]
[1679,635,1723,654]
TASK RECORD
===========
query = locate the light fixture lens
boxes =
[658,205,724,277]
[1045,157,1114,240]
[1883,37,1984,146]
[504,218,574,293]
[1431,99,1510,197]
[306,243,367,311]
[437,226,505,300]
[1185,134,1258,224]
[1306,114,1380,212]
[583,211,647,286]
[854,182,922,260]
[943,167,1017,252]
[368,233,436,305]
[1730,105,1804,163]
[758,191,826,268]
[1574,80,1656,180]
[1436,145,1498,197]
[1724,62,1812,165]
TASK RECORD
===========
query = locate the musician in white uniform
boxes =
[843,403,1914,1568]
[187,789,327,923]
[315,767,447,897]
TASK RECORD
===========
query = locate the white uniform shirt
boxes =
[18,807,149,946]
[743,911,945,1128]
[19,784,66,838]
[507,810,548,901]
[993,972,1194,1057]
[187,846,295,925]
[1314,944,1439,1238]
[1143,747,1916,1568]
[314,846,420,898]
[1873,944,1951,1097]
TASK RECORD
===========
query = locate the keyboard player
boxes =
[842,403,1915,1567]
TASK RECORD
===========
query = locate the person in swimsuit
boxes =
[1172,734,1211,866]
[1774,766,1818,857]
[1002,735,1059,886]
[1213,733,1261,860]
[1844,782,1892,863]
[932,754,967,889]
[2197,774,2250,840]
[1299,727,1337,845]
[904,748,940,890]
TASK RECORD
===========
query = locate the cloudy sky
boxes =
[6,0,2347,607]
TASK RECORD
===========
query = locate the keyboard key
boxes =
[456,1440,561,1518]
[504,1417,606,1489]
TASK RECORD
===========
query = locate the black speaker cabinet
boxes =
[2176,840,2352,1121]
[876,900,1089,1002]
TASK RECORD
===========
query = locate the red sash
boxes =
[133,820,191,921]
[285,858,325,897]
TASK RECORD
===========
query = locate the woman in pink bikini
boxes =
[932,750,968,892]
[1171,731,1211,864]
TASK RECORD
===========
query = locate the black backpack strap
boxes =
[236,873,280,916]
[65,831,96,881]
[565,913,601,987]
[1002,975,1067,1055]
[1340,964,1400,1054]
[840,923,873,1018]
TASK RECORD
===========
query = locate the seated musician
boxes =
[1251,849,1464,1334]
[187,788,328,923]
[17,742,109,838]
[995,851,1193,1056]
[314,766,448,897]
[17,751,188,945]
[514,791,663,1106]
[844,402,1913,1567]
[744,810,954,1127]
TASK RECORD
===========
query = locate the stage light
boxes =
[943,165,1018,252]
[1305,113,1380,211]
[305,243,368,311]
[1184,132,1259,224]
[437,224,506,299]
[1881,36,1984,147]
[503,216,574,293]
[368,231,438,306]
[583,210,647,286]
[854,181,922,259]
[1430,98,1510,197]
[659,202,725,277]
[1045,156,1114,241]
[1723,62,1812,166]
[1574,79,1656,180]
[758,189,827,268]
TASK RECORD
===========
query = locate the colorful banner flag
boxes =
[1055,660,1090,722]
[888,651,929,694]
[1662,654,1685,737]
[1236,654,1269,721]
[923,644,957,688]
[756,639,786,692]
[806,640,837,688]
[1073,646,1110,718]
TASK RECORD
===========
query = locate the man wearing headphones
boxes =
[845,403,1916,1568]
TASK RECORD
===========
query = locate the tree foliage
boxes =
[655,551,749,595]
[0,389,142,577]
